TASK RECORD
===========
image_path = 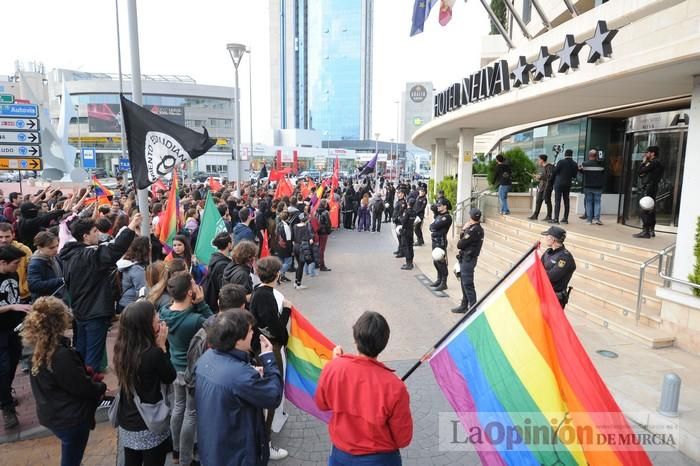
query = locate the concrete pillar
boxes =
[434,138,447,195]
[430,144,437,195]
[457,129,475,208]
[672,75,700,292]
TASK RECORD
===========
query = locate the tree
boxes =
[487,147,537,193]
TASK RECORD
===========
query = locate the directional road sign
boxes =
[0,158,42,170]
[0,118,39,131]
[0,95,14,104]
[0,131,40,144]
[0,104,38,118]
[81,148,96,169]
[0,145,41,157]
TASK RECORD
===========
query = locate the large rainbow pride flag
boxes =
[285,307,334,423]
[429,251,651,466]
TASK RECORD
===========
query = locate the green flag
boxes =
[194,192,228,266]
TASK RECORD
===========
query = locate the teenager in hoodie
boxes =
[204,232,232,313]
[159,272,213,466]
[27,231,64,301]
[116,236,151,312]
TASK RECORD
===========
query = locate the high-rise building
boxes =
[270,0,373,141]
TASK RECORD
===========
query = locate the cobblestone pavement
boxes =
[1,226,698,465]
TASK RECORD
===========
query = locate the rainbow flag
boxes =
[158,169,180,248]
[285,307,335,423]
[92,176,114,198]
[429,251,651,466]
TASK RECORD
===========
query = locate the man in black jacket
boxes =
[205,232,233,313]
[413,187,428,246]
[494,154,512,215]
[550,149,579,224]
[60,213,140,372]
[393,190,407,257]
[316,200,332,271]
[580,149,606,225]
[384,183,395,223]
[638,145,664,199]
[17,202,65,251]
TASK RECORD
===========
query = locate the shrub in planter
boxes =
[486,147,537,193]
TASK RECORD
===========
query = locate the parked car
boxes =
[299,170,321,182]
[90,168,109,179]
[192,171,208,182]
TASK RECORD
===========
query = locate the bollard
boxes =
[658,373,681,417]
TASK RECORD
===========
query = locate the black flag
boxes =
[358,152,378,176]
[120,94,216,189]
[259,163,268,179]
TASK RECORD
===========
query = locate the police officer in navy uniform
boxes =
[400,197,418,270]
[393,190,407,258]
[541,226,577,308]
[413,187,428,246]
[452,208,484,314]
[428,198,452,291]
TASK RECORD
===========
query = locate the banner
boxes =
[88,103,184,133]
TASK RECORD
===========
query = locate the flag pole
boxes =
[126,0,151,236]
[401,242,539,382]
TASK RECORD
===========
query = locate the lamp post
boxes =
[246,47,253,170]
[227,43,246,196]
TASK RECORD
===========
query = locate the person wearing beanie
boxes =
[17,202,65,251]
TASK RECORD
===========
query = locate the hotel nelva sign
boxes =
[433,21,618,118]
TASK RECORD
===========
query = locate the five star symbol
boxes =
[511,56,533,87]
[532,46,558,81]
[557,34,584,72]
[586,20,618,63]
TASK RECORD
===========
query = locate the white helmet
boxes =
[432,248,446,261]
[639,196,655,211]
[384,202,390,209]
[414,216,421,225]
[396,225,402,234]
[453,262,461,278]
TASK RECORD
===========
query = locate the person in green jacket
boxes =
[159,272,213,466]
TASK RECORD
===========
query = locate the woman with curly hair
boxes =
[22,297,106,466]
[113,300,175,466]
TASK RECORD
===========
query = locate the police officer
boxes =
[428,198,452,292]
[393,189,407,258]
[452,208,484,314]
[400,197,418,270]
[541,226,577,308]
[414,187,428,246]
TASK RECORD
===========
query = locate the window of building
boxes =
[205,164,227,173]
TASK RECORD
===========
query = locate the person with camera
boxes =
[452,208,484,314]
[529,154,554,221]
[428,198,452,292]
[541,226,576,308]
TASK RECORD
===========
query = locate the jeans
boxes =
[0,330,22,409]
[372,213,382,232]
[280,256,293,276]
[50,421,92,466]
[170,373,196,466]
[75,317,111,372]
[304,261,318,277]
[498,185,511,214]
[295,254,309,285]
[554,184,571,221]
[584,188,602,221]
[459,258,478,309]
[329,446,402,466]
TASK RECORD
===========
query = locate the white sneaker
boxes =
[269,445,288,460]
[294,284,307,290]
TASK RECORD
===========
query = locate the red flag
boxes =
[269,168,291,182]
[292,150,299,174]
[331,155,340,193]
[328,197,340,229]
[208,176,223,192]
[260,230,270,258]
[439,0,456,26]
[276,150,282,170]
[151,179,168,197]
[300,181,311,199]
[273,177,294,200]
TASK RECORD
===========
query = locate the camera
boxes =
[552,144,563,153]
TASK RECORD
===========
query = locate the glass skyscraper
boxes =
[270,0,373,141]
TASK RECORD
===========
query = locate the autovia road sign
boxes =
[0,118,39,131]
[0,131,40,144]
[0,158,42,170]
[0,145,41,157]
[0,104,38,118]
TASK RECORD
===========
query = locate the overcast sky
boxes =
[1,0,488,144]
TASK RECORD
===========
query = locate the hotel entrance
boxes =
[621,111,689,232]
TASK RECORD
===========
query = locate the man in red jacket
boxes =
[315,311,413,465]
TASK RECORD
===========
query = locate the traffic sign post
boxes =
[0,95,14,104]
[0,145,41,157]
[0,118,39,131]
[81,148,96,169]
[0,131,40,144]
[0,158,42,170]
[119,158,131,171]
[0,104,38,118]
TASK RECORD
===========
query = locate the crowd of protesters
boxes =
[0,170,419,466]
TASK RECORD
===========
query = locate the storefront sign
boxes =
[626,111,690,133]
[434,21,617,118]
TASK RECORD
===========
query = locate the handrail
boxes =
[452,189,491,240]
[635,243,678,325]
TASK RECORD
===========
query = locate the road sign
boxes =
[0,95,14,104]
[0,131,40,144]
[81,147,96,169]
[0,145,41,157]
[119,158,130,171]
[0,104,38,118]
[0,118,39,131]
[0,158,42,170]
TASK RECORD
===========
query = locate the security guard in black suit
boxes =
[428,198,452,291]
[393,190,407,257]
[452,208,484,314]
[541,226,577,308]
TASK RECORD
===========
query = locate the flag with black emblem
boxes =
[120,94,216,189]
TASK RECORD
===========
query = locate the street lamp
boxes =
[227,42,246,196]
[246,47,253,171]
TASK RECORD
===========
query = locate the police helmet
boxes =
[396,225,402,234]
[453,262,461,278]
[432,248,446,261]
[639,196,655,211]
